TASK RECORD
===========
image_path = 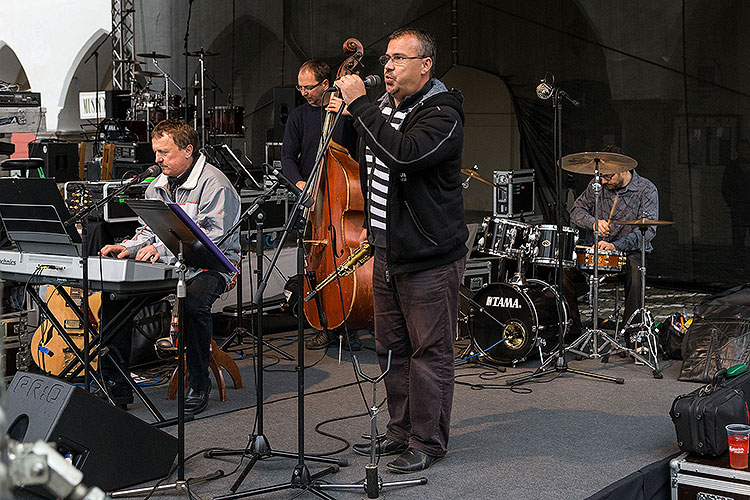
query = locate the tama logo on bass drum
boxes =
[485,295,522,309]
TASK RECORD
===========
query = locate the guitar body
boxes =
[30,286,102,375]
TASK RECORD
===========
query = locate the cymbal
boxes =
[134,70,164,78]
[184,49,219,57]
[613,218,675,228]
[460,168,501,188]
[136,51,171,59]
[561,151,638,175]
[113,59,142,65]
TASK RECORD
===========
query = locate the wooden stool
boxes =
[168,339,243,402]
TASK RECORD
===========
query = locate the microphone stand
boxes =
[211,105,349,500]
[510,85,623,387]
[215,179,293,360]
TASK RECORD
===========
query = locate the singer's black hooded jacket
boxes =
[347,79,468,276]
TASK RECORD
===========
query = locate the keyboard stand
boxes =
[28,284,169,423]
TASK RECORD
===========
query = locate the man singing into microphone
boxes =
[335,28,467,472]
[99,120,240,414]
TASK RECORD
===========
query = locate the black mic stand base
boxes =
[109,471,222,498]
[220,326,294,360]
[207,434,345,495]
[508,350,624,386]
[214,463,340,500]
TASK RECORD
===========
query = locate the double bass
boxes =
[302,38,374,331]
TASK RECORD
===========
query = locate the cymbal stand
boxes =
[151,57,184,120]
[315,353,428,498]
[563,164,622,361]
[197,50,206,147]
[612,226,662,378]
[510,86,623,386]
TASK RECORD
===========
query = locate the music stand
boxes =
[113,199,236,497]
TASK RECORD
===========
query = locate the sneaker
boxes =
[305,330,336,350]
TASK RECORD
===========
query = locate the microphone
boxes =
[536,80,553,100]
[325,74,382,93]
[267,165,314,208]
[131,164,161,183]
[536,71,555,100]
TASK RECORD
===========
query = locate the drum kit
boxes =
[103,49,244,145]
[461,152,674,377]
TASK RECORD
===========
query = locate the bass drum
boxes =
[469,279,569,365]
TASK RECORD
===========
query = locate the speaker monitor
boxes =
[5,372,177,492]
[27,141,79,182]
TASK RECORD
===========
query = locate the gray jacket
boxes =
[121,154,241,285]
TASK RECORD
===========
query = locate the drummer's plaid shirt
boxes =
[570,170,659,253]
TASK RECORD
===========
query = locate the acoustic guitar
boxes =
[30,286,102,375]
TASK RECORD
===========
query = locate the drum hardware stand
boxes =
[509,82,623,387]
[151,57,184,121]
[508,245,531,286]
[456,288,507,372]
[211,133,347,499]
[608,225,662,378]
[314,352,428,498]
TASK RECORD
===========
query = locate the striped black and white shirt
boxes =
[364,105,408,247]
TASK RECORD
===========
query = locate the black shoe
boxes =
[386,448,443,473]
[352,438,407,457]
[305,330,336,350]
[184,385,210,415]
[342,331,362,351]
[97,380,133,409]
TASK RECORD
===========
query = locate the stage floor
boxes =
[104,285,709,500]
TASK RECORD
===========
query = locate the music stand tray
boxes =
[126,199,237,274]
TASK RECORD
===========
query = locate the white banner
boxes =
[78,91,106,120]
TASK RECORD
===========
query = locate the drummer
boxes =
[565,145,659,342]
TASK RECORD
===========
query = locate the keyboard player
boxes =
[100,120,240,413]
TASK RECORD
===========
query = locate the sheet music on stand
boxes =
[126,199,237,274]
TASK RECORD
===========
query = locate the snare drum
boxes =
[532,225,577,268]
[210,105,245,136]
[576,247,626,273]
[477,217,532,258]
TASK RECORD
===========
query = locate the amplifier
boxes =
[0,91,41,107]
[64,180,149,222]
[0,107,46,134]
[112,141,155,163]
[28,141,78,181]
[493,169,535,218]
[240,187,291,233]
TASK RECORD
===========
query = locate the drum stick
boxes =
[607,194,619,226]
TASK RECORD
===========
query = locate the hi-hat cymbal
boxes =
[136,51,171,59]
[561,152,638,175]
[134,70,164,78]
[613,218,675,228]
[460,168,502,188]
[184,49,219,57]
